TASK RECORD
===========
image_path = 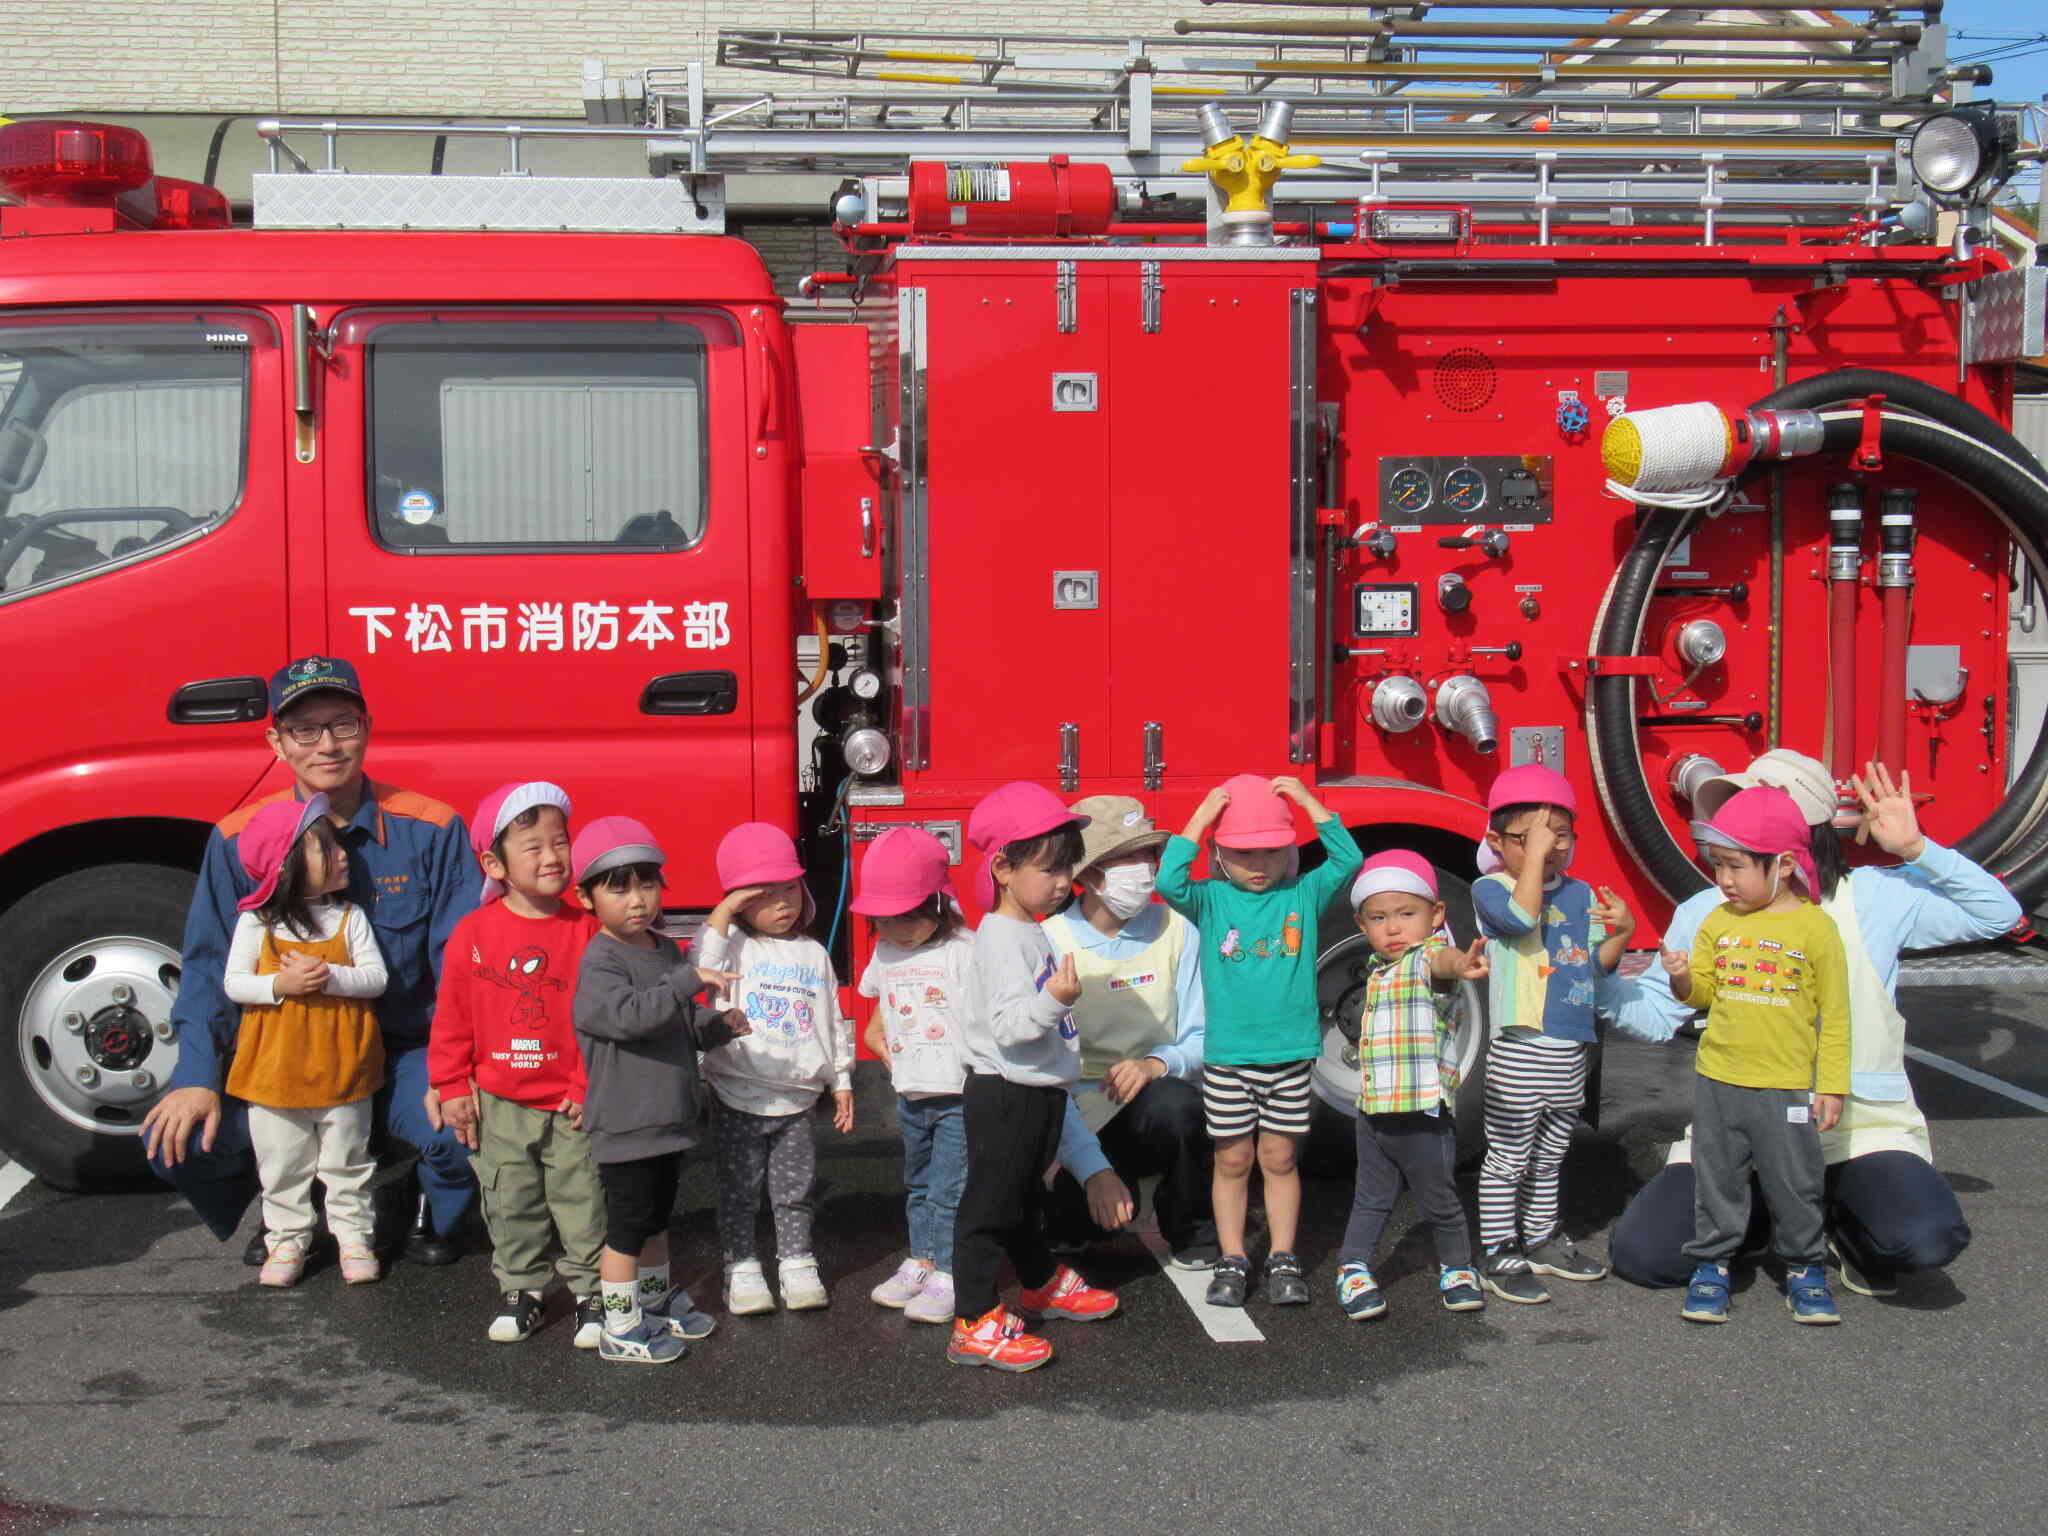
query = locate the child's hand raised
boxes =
[1853,761,1925,862]
[694,966,742,1001]
[1660,948,1691,992]
[1269,775,1309,804]
[1590,885,1636,942]
[1430,936,1490,984]
[1046,952,1081,1006]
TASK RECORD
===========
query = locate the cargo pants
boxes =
[475,1090,605,1295]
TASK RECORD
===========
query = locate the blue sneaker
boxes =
[1783,1265,1841,1326]
[1681,1261,1731,1323]
[1335,1261,1387,1321]
[598,1315,688,1365]
[1438,1266,1485,1312]
[645,1287,718,1340]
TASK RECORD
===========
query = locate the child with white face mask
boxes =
[1044,797,1218,1271]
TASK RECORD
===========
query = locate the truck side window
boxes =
[0,321,249,599]
[366,323,708,551]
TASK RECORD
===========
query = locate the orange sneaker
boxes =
[946,1306,1053,1372]
[1017,1264,1119,1322]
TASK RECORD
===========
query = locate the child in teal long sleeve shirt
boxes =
[1157,773,1362,1309]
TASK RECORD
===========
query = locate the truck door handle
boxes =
[640,670,739,716]
[167,676,269,725]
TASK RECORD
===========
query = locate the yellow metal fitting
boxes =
[1183,130,1321,216]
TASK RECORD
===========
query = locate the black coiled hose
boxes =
[1590,370,2048,906]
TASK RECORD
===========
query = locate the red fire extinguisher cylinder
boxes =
[906,156,1116,238]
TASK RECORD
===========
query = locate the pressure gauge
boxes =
[1442,466,1488,514]
[850,669,884,701]
[1388,467,1433,514]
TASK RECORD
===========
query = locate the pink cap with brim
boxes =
[473,781,572,902]
[851,826,953,917]
[1693,785,1817,899]
[716,822,805,891]
[1350,850,1439,909]
[967,781,1087,910]
[236,794,332,912]
[1487,762,1577,816]
[572,815,665,888]
[1212,773,1297,850]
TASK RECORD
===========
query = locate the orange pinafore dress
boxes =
[225,915,384,1109]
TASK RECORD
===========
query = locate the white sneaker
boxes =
[903,1270,956,1325]
[725,1258,776,1316]
[779,1256,830,1311]
[870,1258,930,1309]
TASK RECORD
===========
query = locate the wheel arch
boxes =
[0,817,211,920]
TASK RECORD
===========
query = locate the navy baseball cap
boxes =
[269,655,367,718]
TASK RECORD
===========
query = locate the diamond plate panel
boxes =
[1897,944,2048,988]
[1965,267,2046,365]
[253,174,724,233]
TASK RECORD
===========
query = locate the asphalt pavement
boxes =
[2,983,2045,1535]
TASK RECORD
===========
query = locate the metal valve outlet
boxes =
[1369,675,1430,733]
[1676,619,1727,669]
[1668,752,1727,804]
[1434,674,1499,753]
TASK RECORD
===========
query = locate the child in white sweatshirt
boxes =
[691,822,853,1316]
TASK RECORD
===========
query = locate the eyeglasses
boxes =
[1501,829,1574,848]
[281,716,364,747]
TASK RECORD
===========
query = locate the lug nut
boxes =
[63,1011,87,1033]
[111,983,134,1005]
[75,1065,100,1088]
[154,1020,176,1041]
[131,1070,155,1091]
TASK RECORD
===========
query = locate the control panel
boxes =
[1376,454,1554,525]
[1353,582,1421,637]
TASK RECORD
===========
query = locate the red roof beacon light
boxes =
[152,176,231,230]
[0,120,154,202]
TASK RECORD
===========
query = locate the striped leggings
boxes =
[1477,1033,1590,1252]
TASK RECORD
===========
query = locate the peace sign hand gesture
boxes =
[1852,760,1926,864]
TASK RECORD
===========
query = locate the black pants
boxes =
[953,1072,1064,1320]
[1339,1110,1472,1271]
[599,1151,683,1255]
[1048,1074,1216,1252]
[1609,1148,1972,1287]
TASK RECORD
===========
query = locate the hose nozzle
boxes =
[1434,674,1499,754]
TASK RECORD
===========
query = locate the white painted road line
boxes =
[1137,1232,1265,1343]
[0,1158,36,1215]
[1905,1045,2048,1115]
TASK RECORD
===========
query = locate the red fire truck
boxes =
[2,9,2044,1187]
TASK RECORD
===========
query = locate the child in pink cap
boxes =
[1159,773,1362,1310]
[852,827,974,1324]
[1334,851,1492,1319]
[1472,762,1634,1305]
[1662,785,1851,1327]
[222,795,388,1288]
[947,782,1118,1373]
[691,822,853,1316]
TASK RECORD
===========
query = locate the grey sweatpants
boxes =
[1683,1074,1826,1267]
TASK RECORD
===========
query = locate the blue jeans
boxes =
[149,1042,476,1241]
[898,1093,966,1274]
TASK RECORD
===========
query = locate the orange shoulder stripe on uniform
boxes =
[218,786,296,838]
[373,781,460,830]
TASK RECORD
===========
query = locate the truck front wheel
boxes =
[0,864,194,1191]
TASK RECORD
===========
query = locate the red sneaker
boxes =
[1017,1264,1119,1322]
[946,1306,1053,1372]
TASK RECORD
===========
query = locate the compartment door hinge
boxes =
[1141,261,1163,333]
[1056,261,1078,333]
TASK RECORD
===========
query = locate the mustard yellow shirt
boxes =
[1685,903,1850,1095]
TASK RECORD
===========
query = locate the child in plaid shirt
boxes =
[1334,852,1491,1319]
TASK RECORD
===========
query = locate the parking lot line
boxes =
[0,1158,35,1215]
[1136,1232,1265,1343]
[1905,1045,2048,1115]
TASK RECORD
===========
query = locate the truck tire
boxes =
[0,864,194,1191]
[1308,867,1490,1170]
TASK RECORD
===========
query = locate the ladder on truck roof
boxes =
[581,3,1977,231]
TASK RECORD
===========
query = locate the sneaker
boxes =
[1205,1255,1251,1308]
[1827,1237,1897,1299]
[903,1271,956,1325]
[258,1234,312,1289]
[646,1287,718,1339]
[946,1305,1053,1372]
[1017,1263,1119,1321]
[1681,1261,1732,1323]
[1525,1231,1608,1282]
[598,1314,687,1364]
[725,1259,776,1316]
[1167,1242,1222,1272]
[573,1293,605,1350]
[1264,1250,1310,1306]
[337,1245,381,1285]
[871,1258,930,1309]
[1335,1261,1387,1321]
[488,1288,546,1343]
[1783,1264,1842,1326]
[779,1257,830,1311]
[1439,1266,1486,1312]
[1481,1245,1551,1305]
